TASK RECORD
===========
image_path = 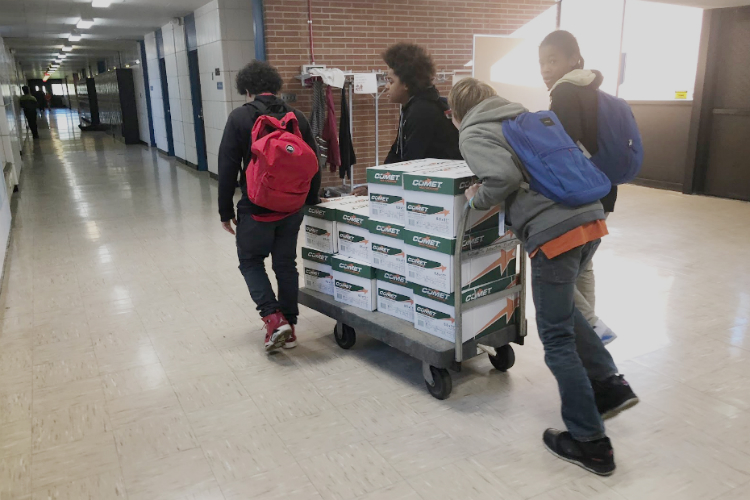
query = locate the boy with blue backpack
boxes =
[539,30,643,345]
[449,78,638,476]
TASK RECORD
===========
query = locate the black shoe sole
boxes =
[602,397,639,420]
[543,441,615,477]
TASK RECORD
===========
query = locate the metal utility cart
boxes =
[298,204,527,399]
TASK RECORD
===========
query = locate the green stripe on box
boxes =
[335,210,369,227]
[412,284,454,304]
[414,304,453,321]
[367,220,404,239]
[302,248,332,264]
[403,230,456,255]
[369,193,403,205]
[331,256,375,279]
[304,205,335,220]
[376,270,409,286]
[403,173,476,195]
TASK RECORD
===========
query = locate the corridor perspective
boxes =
[2,110,750,500]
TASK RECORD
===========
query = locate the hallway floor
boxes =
[2,110,750,500]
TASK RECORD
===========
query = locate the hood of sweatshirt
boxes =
[459,95,527,134]
[549,69,604,93]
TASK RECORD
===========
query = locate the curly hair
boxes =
[235,60,283,96]
[382,43,435,95]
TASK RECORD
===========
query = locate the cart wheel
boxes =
[424,365,452,400]
[489,345,515,372]
[333,324,356,349]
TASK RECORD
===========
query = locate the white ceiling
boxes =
[649,0,750,7]
[0,0,211,79]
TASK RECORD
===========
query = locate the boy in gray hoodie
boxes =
[449,78,638,476]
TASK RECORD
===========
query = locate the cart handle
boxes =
[453,201,472,363]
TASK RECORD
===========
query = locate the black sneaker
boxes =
[592,375,639,420]
[543,429,615,476]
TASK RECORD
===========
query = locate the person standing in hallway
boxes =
[218,61,321,352]
[449,78,638,476]
[352,43,462,196]
[20,86,39,139]
[539,30,617,345]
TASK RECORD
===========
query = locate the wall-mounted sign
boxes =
[217,82,223,90]
[675,91,688,99]
[215,68,221,76]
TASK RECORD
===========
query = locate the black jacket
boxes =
[550,71,617,212]
[385,87,462,164]
[218,94,321,222]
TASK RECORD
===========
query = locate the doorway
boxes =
[693,6,750,202]
[187,50,208,171]
[158,58,175,156]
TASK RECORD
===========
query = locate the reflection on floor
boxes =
[1,109,749,500]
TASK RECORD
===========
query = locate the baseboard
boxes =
[631,178,683,192]
[208,171,219,180]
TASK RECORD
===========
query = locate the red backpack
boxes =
[246,102,319,214]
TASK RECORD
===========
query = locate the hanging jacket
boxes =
[309,80,328,168]
[339,87,357,179]
[384,86,462,164]
[549,69,617,212]
[322,85,341,172]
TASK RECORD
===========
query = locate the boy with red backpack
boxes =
[219,61,321,352]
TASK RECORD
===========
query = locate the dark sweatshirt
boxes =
[218,94,321,222]
[550,70,617,212]
[384,86,462,164]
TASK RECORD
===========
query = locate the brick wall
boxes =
[264,0,554,188]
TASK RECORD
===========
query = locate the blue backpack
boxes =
[502,111,611,207]
[591,91,643,185]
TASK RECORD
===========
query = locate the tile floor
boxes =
[1,109,749,499]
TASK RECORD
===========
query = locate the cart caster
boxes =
[489,344,515,372]
[333,324,356,349]
[423,364,452,400]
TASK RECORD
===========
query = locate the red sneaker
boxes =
[263,311,292,352]
[283,324,297,349]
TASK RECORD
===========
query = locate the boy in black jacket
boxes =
[383,43,462,164]
[218,61,321,352]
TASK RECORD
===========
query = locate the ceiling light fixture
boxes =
[76,18,95,29]
[92,0,113,7]
[62,46,73,52]
[68,33,82,41]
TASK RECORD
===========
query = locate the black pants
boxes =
[24,111,39,138]
[236,210,303,324]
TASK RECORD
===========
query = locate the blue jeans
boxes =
[530,240,618,441]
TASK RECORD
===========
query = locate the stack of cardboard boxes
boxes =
[301,160,520,345]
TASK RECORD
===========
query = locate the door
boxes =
[158,58,175,156]
[187,50,208,171]
[702,7,750,201]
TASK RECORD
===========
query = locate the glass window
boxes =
[51,84,65,95]
[619,1,703,100]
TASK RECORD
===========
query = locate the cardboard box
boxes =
[336,203,371,262]
[412,276,520,343]
[403,163,476,238]
[376,270,414,322]
[302,247,334,295]
[303,197,368,253]
[368,220,406,275]
[367,159,457,225]
[332,255,377,311]
[404,230,518,294]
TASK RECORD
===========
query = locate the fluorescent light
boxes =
[76,18,95,29]
[59,54,67,58]
[62,46,73,52]
[68,34,82,41]
[92,0,113,6]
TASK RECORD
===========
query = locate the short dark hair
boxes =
[235,60,283,96]
[22,85,30,94]
[382,43,435,95]
[540,30,584,69]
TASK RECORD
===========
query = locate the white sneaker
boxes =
[594,319,617,346]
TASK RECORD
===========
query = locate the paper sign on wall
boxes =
[675,91,688,99]
[353,73,378,94]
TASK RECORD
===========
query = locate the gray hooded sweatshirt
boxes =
[458,95,605,253]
